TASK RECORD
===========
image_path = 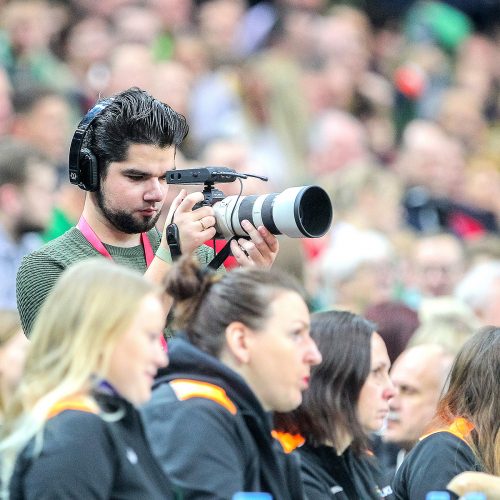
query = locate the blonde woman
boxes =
[0,310,28,426]
[1,259,172,499]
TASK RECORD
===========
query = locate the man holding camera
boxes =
[16,87,279,336]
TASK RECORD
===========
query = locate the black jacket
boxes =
[140,336,305,500]
[297,443,394,500]
[392,431,483,500]
[9,391,175,500]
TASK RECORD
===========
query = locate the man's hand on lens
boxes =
[230,220,279,269]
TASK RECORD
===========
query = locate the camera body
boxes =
[167,167,333,240]
[166,166,242,185]
[167,167,236,233]
[194,185,226,211]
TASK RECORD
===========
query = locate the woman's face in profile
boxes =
[242,291,322,413]
[104,293,168,405]
[357,332,395,433]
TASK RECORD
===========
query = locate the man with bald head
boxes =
[378,344,454,474]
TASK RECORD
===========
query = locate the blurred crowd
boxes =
[0,0,500,497]
[1,0,500,319]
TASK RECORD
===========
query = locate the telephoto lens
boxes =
[213,185,333,239]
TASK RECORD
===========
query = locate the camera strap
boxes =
[77,216,155,266]
[207,238,236,270]
[166,223,182,261]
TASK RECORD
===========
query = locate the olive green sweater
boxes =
[16,227,218,336]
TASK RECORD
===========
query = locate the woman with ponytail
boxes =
[141,255,322,500]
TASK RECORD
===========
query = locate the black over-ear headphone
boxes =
[68,98,114,191]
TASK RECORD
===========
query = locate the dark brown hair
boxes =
[432,326,500,474]
[364,300,419,364]
[165,256,304,357]
[274,310,375,454]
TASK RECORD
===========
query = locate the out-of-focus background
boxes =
[1,0,499,336]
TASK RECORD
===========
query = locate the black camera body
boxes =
[166,166,333,240]
[195,185,226,211]
[167,166,237,214]
[167,166,242,185]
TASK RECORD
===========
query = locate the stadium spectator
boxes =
[405,232,466,305]
[274,310,395,499]
[11,86,74,171]
[141,255,321,499]
[0,139,56,309]
[380,344,454,474]
[454,259,500,326]
[0,258,172,498]
[393,326,499,498]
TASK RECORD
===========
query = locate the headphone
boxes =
[68,98,114,191]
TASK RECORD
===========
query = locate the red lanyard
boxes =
[77,216,155,267]
[77,216,168,352]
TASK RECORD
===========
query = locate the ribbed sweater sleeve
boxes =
[16,226,218,336]
[16,229,100,336]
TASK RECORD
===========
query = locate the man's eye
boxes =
[400,386,416,395]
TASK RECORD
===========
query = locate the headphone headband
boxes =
[68,98,114,191]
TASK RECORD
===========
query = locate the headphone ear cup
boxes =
[79,147,99,192]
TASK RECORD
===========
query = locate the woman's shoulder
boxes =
[144,377,240,420]
[405,430,477,464]
[296,443,328,471]
[397,430,481,477]
[393,431,482,500]
[11,398,146,500]
[41,404,110,454]
[45,393,133,443]
[296,445,394,500]
[46,395,101,426]
[15,401,114,478]
[142,378,250,453]
[295,445,341,499]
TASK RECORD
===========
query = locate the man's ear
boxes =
[225,321,252,364]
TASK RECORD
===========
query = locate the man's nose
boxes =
[144,179,165,201]
[389,391,400,410]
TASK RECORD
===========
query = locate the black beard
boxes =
[95,189,161,234]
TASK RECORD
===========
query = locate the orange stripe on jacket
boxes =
[420,417,475,443]
[48,395,99,419]
[169,379,237,415]
[272,431,305,453]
